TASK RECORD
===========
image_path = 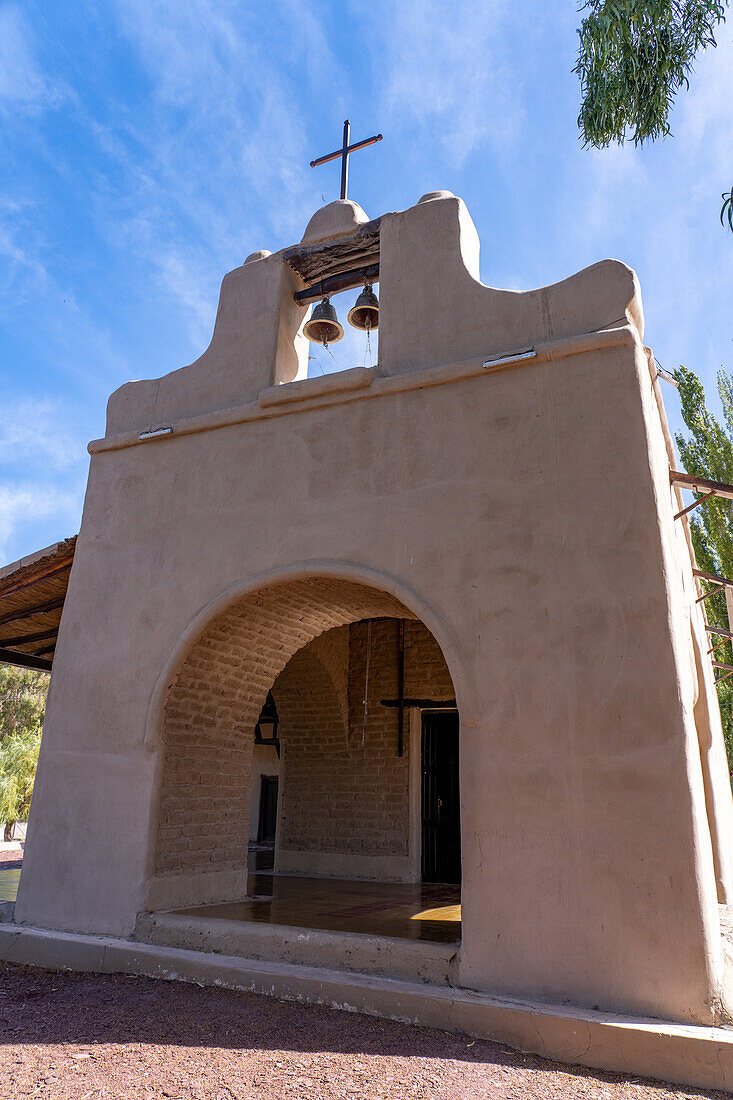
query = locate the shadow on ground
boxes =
[0,963,727,1098]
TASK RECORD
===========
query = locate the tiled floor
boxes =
[0,848,462,945]
[174,873,461,943]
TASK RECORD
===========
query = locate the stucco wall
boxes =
[16,192,733,1027]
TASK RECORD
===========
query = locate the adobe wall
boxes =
[15,192,733,1030]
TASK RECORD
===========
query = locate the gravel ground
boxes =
[0,963,728,1100]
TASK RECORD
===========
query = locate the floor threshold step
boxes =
[136,911,459,986]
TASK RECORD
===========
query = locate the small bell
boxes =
[303,297,344,346]
[347,284,379,331]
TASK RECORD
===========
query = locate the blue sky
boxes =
[1,0,732,564]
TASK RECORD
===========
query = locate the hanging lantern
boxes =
[347,284,379,331]
[254,690,280,758]
[303,297,344,346]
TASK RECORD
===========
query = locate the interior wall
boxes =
[273,618,455,881]
[150,577,421,909]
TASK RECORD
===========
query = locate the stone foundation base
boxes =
[1,922,733,1092]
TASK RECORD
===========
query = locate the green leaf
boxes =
[575,0,728,147]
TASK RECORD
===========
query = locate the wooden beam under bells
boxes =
[294,263,379,304]
[283,218,381,289]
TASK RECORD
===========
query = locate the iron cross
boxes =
[310,120,383,201]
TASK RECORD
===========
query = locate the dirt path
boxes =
[0,963,726,1099]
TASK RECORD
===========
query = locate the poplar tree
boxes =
[674,365,733,768]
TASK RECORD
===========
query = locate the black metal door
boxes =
[257,776,279,843]
[421,711,461,883]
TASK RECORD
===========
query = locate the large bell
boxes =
[303,297,344,346]
[347,284,379,331]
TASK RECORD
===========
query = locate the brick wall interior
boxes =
[155,578,414,877]
[274,620,455,859]
[154,577,455,879]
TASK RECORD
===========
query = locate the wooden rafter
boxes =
[0,627,58,649]
[0,647,52,672]
[0,556,73,599]
[0,596,65,629]
[0,535,76,670]
[381,697,458,709]
[675,490,716,521]
[694,568,733,586]
[697,583,725,604]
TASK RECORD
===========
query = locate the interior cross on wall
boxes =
[310,120,383,200]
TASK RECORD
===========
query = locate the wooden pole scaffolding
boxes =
[670,470,733,520]
[690,571,733,683]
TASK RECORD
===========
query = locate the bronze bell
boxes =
[303,297,344,346]
[347,284,379,331]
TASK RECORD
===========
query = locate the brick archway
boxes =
[270,641,350,861]
[148,574,456,909]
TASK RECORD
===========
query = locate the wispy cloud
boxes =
[360,0,524,168]
[0,395,89,562]
[0,398,80,473]
[79,0,345,345]
[0,3,62,112]
[0,482,81,562]
[0,220,48,293]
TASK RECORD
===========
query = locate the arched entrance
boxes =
[145,573,461,956]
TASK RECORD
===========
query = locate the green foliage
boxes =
[0,665,48,832]
[0,665,47,741]
[674,364,733,767]
[0,727,41,831]
[575,0,726,148]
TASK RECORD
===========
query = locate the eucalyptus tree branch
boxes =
[575,1,730,230]
[575,0,726,147]
[722,188,733,231]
